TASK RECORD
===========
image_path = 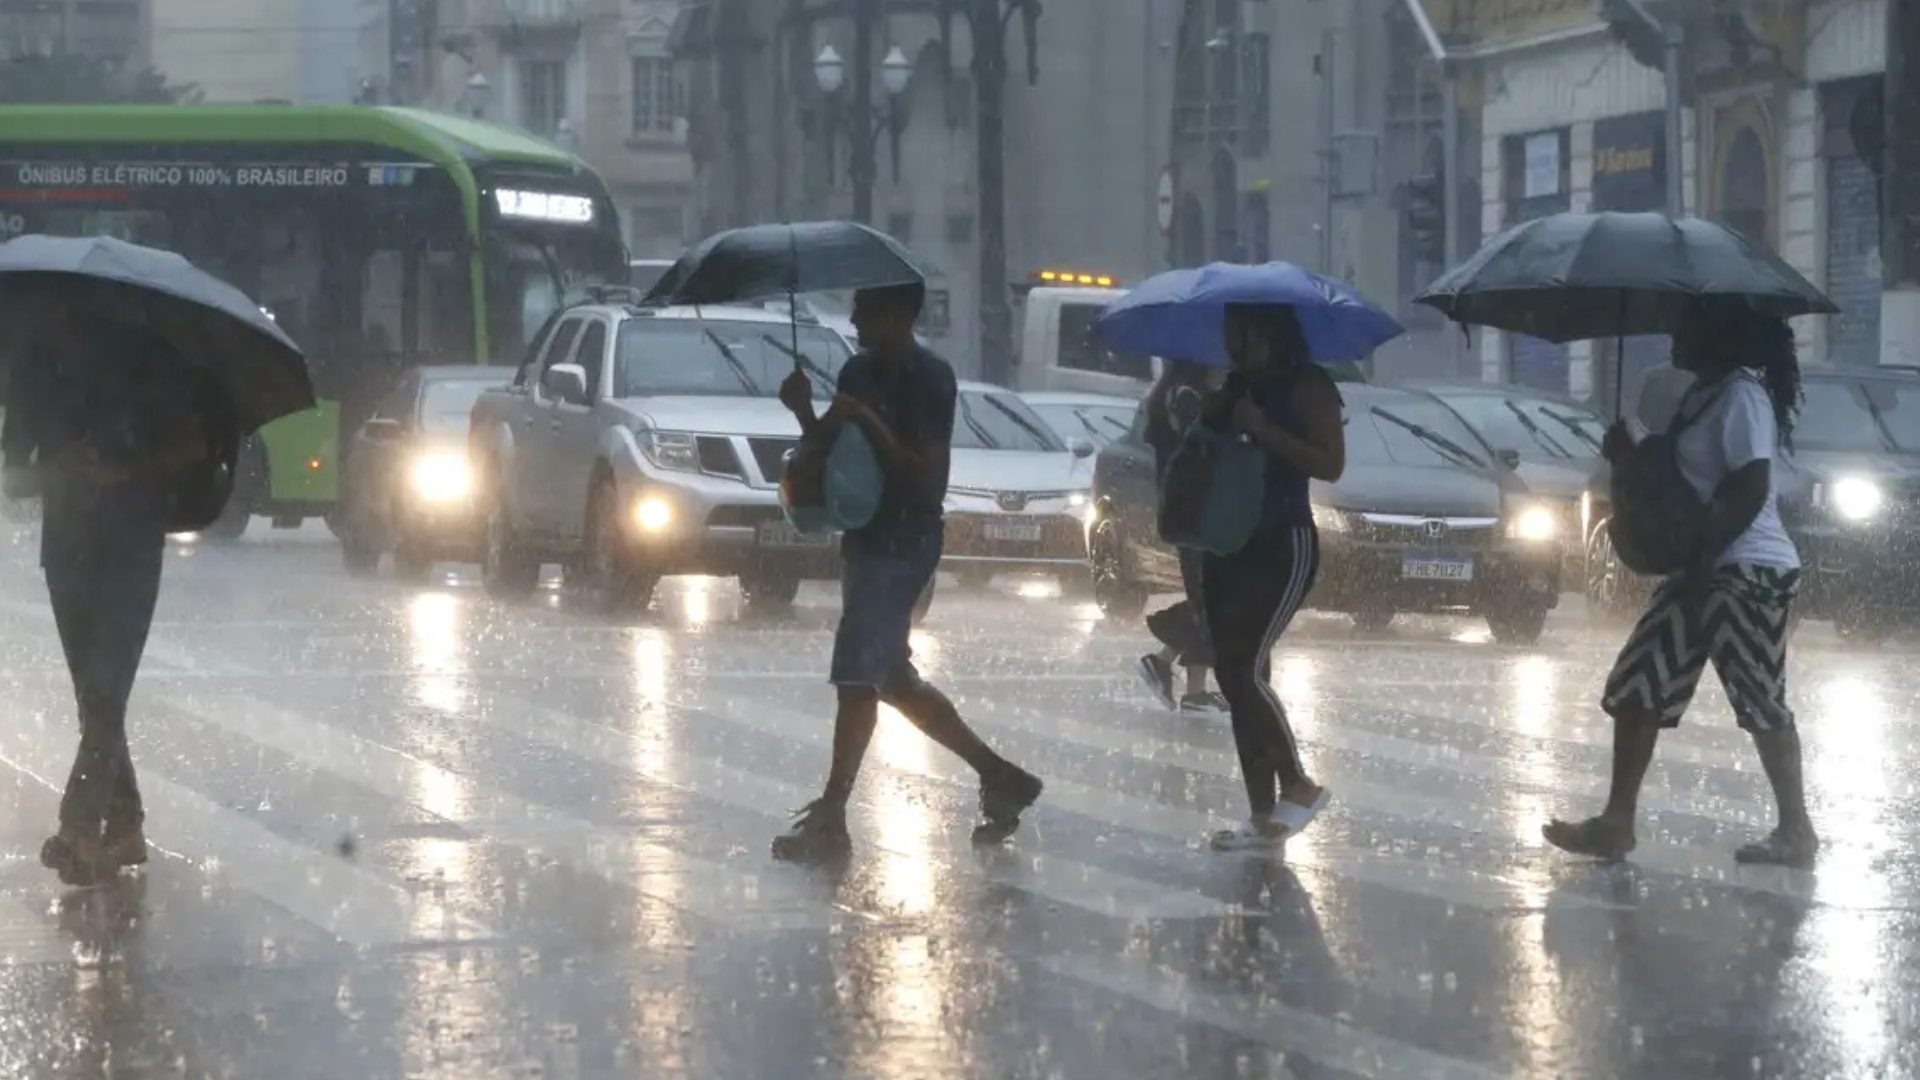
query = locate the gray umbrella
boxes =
[1414,212,1838,342]
[643,221,927,307]
[0,233,313,434]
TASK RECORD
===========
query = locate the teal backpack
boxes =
[782,422,883,534]
[1157,421,1268,555]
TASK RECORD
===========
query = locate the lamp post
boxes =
[462,71,491,119]
[813,39,913,224]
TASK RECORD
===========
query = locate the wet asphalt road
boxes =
[1,524,1918,1079]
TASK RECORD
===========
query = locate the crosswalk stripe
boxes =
[0,736,467,950]
[260,674,1236,925]
[149,687,854,933]
[1039,952,1511,1080]
[670,686,1624,915]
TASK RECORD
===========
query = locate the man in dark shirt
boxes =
[2,292,207,886]
[773,282,1042,861]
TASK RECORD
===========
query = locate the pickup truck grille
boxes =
[697,436,742,477]
[748,438,799,483]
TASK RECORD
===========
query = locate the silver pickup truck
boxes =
[469,300,854,611]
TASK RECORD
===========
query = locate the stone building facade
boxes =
[361,0,695,259]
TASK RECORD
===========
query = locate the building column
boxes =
[1881,0,1920,365]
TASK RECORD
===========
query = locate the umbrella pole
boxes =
[1612,292,1627,422]
[788,224,802,374]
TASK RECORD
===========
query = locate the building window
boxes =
[520,60,566,136]
[631,55,681,137]
[1242,33,1270,155]
[946,214,974,244]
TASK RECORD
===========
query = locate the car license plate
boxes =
[757,522,834,549]
[1402,556,1473,582]
[984,518,1044,543]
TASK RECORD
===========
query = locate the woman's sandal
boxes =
[1542,816,1636,862]
[1733,829,1818,869]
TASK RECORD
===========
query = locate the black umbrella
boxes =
[1415,212,1836,414]
[1416,211,1839,337]
[0,234,313,434]
[643,220,927,307]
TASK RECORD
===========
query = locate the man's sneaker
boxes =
[103,826,149,869]
[771,799,852,863]
[1179,691,1229,717]
[1210,819,1287,852]
[1135,654,1177,710]
[40,830,111,888]
[974,766,1044,844]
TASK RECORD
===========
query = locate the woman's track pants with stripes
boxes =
[1202,525,1320,818]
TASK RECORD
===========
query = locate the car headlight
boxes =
[640,430,700,472]
[409,451,473,503]
[1067,491,1088,509]
[1311,504,1350,533]
[632,494,674,533]
[1505,502,1559,543]
[1829,476,1885,523]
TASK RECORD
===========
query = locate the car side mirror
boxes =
[1168,386,1205,435]
[1496,448,1522,471]
[1068,438,1096,459]
[543,363,590,406]
[362,418,404,442]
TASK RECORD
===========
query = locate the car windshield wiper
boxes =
[1852,387,1904,453]
[1371,406,1486,468]
[1538,407,1602,452]
[1502,399,1573,459]
[982,395,1059,451]
[956,394,1000,448]
[701,328,761,395]
[759,333,839,396]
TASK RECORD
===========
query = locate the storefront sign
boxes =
[1591,111,1666,213]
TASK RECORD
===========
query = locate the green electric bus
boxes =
[0,105,626,536]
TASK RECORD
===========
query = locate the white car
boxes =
[470,301,854,611]
[942,382,1098,589]
[1021,390,1141,450]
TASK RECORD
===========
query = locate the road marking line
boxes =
[151,687,851,933]
[669,688,1621,915]
[451,687,1232,923]
[1039,952,1512,1080]
[0,739,469,950]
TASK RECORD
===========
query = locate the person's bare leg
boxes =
[1544,708,1659,859]
[1738,727,1818,866]
[821,686,882,807]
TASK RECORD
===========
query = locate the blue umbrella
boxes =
[1095,261,1404,366]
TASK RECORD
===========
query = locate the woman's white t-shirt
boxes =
[1671,372,1800,569]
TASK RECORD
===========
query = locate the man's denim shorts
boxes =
[830,525,941,690]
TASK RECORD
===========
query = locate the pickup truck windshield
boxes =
[1797,379,1920,454]
[614,320,852,398]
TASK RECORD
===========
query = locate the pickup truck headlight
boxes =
[1505,502,1560,543]
[1829,476,1885,523]
[1311,504,1350,533]
[640,430,700,472]
[409,451,473,503]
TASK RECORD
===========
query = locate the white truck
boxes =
[1011,269,1160,398]
[468,298,855,612]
